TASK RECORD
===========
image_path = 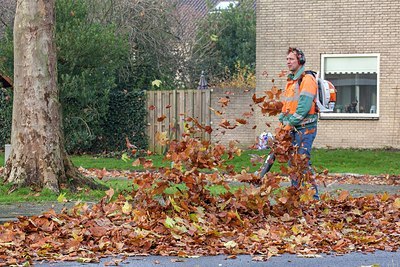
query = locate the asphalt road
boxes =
[35,251,400,267]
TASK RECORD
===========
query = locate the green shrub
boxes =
[56,0,131,153]
[0,28,13,148]
[96,89,148,153]
[0,87,12,147]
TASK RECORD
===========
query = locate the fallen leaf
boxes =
[393,198,400,209]
[224,240,238,249]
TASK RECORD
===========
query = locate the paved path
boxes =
[35,251,400,267]
[0,202,82,224]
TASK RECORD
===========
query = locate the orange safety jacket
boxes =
[279,72,318,129]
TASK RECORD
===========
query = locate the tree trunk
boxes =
[4,0,102,193]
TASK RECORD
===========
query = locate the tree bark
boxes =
[4,0,102,193]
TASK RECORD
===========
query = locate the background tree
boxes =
[55,0,131,153]
[84,0,184,90]
[191,0,256,87]
[5,0,100,192]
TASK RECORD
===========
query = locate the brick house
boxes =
[256,0,400,149]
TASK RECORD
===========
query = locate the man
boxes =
[279,47,319,200]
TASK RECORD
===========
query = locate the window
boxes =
[321,54,379,118]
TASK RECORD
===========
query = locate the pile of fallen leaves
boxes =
[1,131,399,265]
[0,79,399,266]
[0,170,399,266]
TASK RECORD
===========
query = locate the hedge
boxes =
[0,87,148,154]
[0,87,12,148]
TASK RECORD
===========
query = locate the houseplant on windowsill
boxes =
[335,104,343,113]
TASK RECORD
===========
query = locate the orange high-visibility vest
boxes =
[281,73,318,115]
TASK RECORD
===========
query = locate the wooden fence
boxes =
[147,89,212,153]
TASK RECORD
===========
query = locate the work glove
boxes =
[282,124,293,131]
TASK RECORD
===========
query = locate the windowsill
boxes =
[320,113,379,120]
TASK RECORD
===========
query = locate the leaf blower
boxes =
[256,132,276,178]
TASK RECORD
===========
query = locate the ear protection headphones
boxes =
[289,47,306,65]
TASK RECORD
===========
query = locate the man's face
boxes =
[287,52,301,73]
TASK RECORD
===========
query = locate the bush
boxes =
[97,90,148,153]
[0,29,13,148]
[56,0,131,153]
[0,87,12,148]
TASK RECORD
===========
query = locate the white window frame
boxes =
[320,53,380,119]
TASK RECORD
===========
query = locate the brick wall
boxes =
[256,0,400,148]
[210,88,258,148]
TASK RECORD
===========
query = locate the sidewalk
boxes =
[0,202,78,224]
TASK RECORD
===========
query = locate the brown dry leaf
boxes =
[338,190,350,202]
[252,255,270,261]
[105,188,114,201]
[96,168,108,180]
[132,158,141,167]
[218,97,230,107]
[235,118,247,125]
[219,119,237,130]
[125,137,137,149]
[394,198,400,209]
[204,126,213,134]
[104,258,124,266]
[155,131,168,145]
[209,107,224,116]
[157,114,167,122]
[142,159,154,168]
[242,111,253,118]
[270,85,279,95]
[265,91,274,100]
[278,70,287,77]
[252,94,266,104]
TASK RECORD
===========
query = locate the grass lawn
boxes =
[0,148,399,203]
[0,177,134,204]
[231,148,400,175]
[1,148,399,175]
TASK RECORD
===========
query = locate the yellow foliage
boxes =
[214,61,255,89]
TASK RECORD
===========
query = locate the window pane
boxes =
[325,73,377,114]
[325,57,377,74]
